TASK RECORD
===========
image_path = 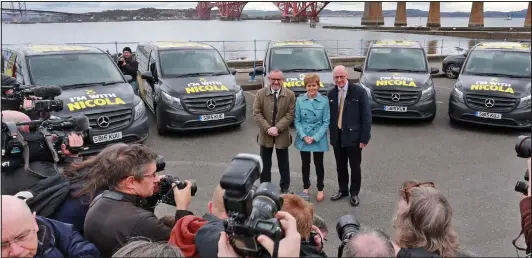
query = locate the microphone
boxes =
[56,116,90,131]
[23,86,62,98]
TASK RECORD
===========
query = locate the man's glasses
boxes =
[1,229,35,249]
[334,75,346,79]
[400,181,435,203]
[143,172,158,179]
[270,78,283,81]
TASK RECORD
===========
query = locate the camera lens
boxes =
[250,183,283,221]
[515,135,531,158]
[336,214,361,241]
[515,181,529,195]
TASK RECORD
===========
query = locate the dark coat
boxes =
[35,216,100,258]
[195,214,225,258]
[84,190,192,257]
[49,182,106,236]
[327,83,372,147]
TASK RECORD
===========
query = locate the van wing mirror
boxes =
[141,71,153,81]
[124,75,134,83]
[430,67,440,74]
[254,66,264,75]
[353,65,362,72]
[229,68,237,75]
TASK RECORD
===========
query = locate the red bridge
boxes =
[196,2,329,22]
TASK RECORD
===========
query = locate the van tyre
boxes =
[155,106,167,135]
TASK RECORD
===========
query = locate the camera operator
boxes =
[217,211,302,257]
[117,47,139,94]
[519,158,531,253]
[83,144,193,257]
[1,110,83,195]
[341,227,396,257]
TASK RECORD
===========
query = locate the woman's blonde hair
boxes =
[304,73,321,87]
[393,182,460,257]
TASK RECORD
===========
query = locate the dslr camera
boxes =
[221,153,284,257]
[154,155,198,206]
[514,135,531,195]
[336,214,361,257]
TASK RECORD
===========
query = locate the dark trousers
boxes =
[260,146,290,191]
[300,151,325,191]
[333,131,362,195]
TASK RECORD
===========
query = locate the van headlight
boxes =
[452,84,465,103]
[162,91,183,109]
[235,89,244,105]
[517,94,531,109]
[133,101,146,120]
[420,86,435,101]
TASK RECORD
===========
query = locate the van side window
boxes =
[136,46,149,72]
[15,58,24,84]
[148,50,157,78]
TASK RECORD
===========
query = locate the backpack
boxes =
[15,173,72,217]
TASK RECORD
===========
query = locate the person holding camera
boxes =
[217,211,302,258]
[253,69,296,193]
[519,158,531,253]
[83,144,194,257]
[294,74,330,202]
[117,47,139,94]
[1,110,84,195]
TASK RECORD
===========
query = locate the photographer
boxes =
[83,144,193,257]
[341,227,396,257]
[1,110,83,195]
[519,158,531,253]
[117,47,139,94]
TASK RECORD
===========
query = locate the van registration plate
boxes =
[384,106,407,112]
[200,113,224,121]
[475,111,502,119]
[93,132,123,144]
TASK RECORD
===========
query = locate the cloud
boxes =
[3,1,528,13]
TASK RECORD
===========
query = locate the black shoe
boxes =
[350,195,359,207]
[330,191,348,201]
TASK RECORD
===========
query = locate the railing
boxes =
[5,38,523,61]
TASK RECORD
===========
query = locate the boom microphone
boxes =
[48,115,90,131]
[25,86,62,99]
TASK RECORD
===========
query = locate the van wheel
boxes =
[426,114,436,123]
[449,116,459,126]
[155,106,166,135]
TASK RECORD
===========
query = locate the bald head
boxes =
[333,65,348,87]
[2,195,32,219]
[342,228,395,257]
[208,185,227,219]
[2,110,31,132]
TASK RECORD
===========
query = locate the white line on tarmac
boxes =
[244,91,256,97]
[435,86,452,90]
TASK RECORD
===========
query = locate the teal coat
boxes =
[294,93,330,152]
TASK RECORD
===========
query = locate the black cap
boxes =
[123,47,132,53]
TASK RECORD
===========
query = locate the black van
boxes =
[354,40,439,121]
[1,44,150,155]
[253,40,334,97]
[135,41,246,135]
[448,42,531,129]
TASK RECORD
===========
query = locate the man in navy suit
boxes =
[328,65,372,207]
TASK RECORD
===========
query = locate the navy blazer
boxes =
[327,83,372,147]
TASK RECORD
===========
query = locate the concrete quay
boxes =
[321,25,532,40]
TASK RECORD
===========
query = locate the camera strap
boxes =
[272,230,281,258]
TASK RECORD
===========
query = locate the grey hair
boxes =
[112,237,184,257]
[342,226,395,257]
[313,214,328,233]
[333,65,348,73]
[270,69,284,75]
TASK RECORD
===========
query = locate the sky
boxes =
[1,1,529,13]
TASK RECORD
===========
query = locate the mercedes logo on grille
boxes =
[485,98,495,108]
[391,93,401,102]
[97,116,110,128]
[206,99,217,110]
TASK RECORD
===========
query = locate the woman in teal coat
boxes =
[294,74,330,202]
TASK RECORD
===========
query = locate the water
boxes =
[1,17,526,60]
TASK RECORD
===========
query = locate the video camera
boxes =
[1,83,63,119]
[1,115,93,161]
[153,155,198,206]
[514,135,531,195]
[221,153,284,258]
[336,214,361,257]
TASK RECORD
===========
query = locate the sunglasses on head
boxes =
[400,181,435,203]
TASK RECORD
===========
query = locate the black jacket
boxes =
[118,57,138,78]
[327,83,372,147]
[84,190,192,257]
[196,214,225,258]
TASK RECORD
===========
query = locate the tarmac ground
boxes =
[147,75,529,257]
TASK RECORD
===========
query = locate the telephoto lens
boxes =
[336,214,361,257]
[515,135,531,158]
[515,181,529,195]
